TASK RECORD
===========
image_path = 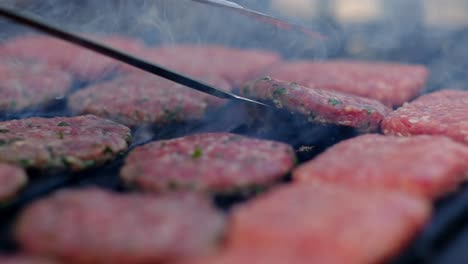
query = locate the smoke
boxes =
[1,0,467,135]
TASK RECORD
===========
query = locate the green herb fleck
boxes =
[328,98,342,106]
[0,138,21,146]
[242,86,250,96]
[58,131,64,139]
[307,112,317,122]
[294,155,299,165]
[57,122,70,127]
[0,129,9,133]
[62,156,75,167]
[272,87,287,98]
[364,107,373,115]
[137,98,150,104]
[83,160,96,168]
[163,105,183,122]
[103,146,113,155]
[168,181,179,190]
[18,159,31,167]
[254,185,267,194]
[191,147,203,159]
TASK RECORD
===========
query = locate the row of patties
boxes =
[2,34,468,263]
[0,35,426,129]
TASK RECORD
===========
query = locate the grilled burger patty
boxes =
[130,44,281,87]
[180,248,349,264]
[0,163,27,202]
[68,73,231,127]
[0,115,131,171]
[240,77,391,132]
[267,60,429,107]
[0,59,72,112]
[382,89,468,145]
[0,255,59,264]
[15,188,226,264]
[120,133,296,193]
[294,134,468,199]
[0,35,147,81]
[227,182,431,264]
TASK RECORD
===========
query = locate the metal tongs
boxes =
[0,3,318,107]
[190,0,322,39]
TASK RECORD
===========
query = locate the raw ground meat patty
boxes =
[126,44,281,87]
[0,34,147,81]
[240,77,391,132]
[180,248,349,264]
[0,255,58,264]
[15,188,225,264]
[68,73,232,127]
[0,163,27,202]
[0,115,131,171]
[267,60,429,107]
[382,89,468,145]
[293,134,468,199]
[227,182,431,264]
[0,59,72,111]
[120,133,296,193]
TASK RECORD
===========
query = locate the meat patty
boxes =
[0,59,72,111]
[0,115,131,171]
[0,255,58,264]
[120,133,296,193]
[0,163,27,202]
[267,60,429,107]
[227,182,431,264]
[68,73,231,127]
[382,89,468,145]
[1,34,147,81]
[180,248,348,264]
[294,134,468,199]
[126,44,281,87]
[240,77,391,132]
[15,188,225,264]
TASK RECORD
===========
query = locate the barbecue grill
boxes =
[1,1,468,263]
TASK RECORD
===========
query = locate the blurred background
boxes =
[2,0,468,91]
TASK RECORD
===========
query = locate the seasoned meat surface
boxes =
[68,73,231,127]
[0,255,59,264]
[15,188,225,264]
[268,60,428,107]
[132,44,281,87]
[0,115,131,171]
[0,58,72,111]
[227,182,431,264]
[382,89,468,145]
[0,163,27,202]
[294,134,468,199]
[240,77,391,132]
[121,132,296,193]
[1,35,147,81]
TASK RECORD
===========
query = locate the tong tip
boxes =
[232,94,272,108]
